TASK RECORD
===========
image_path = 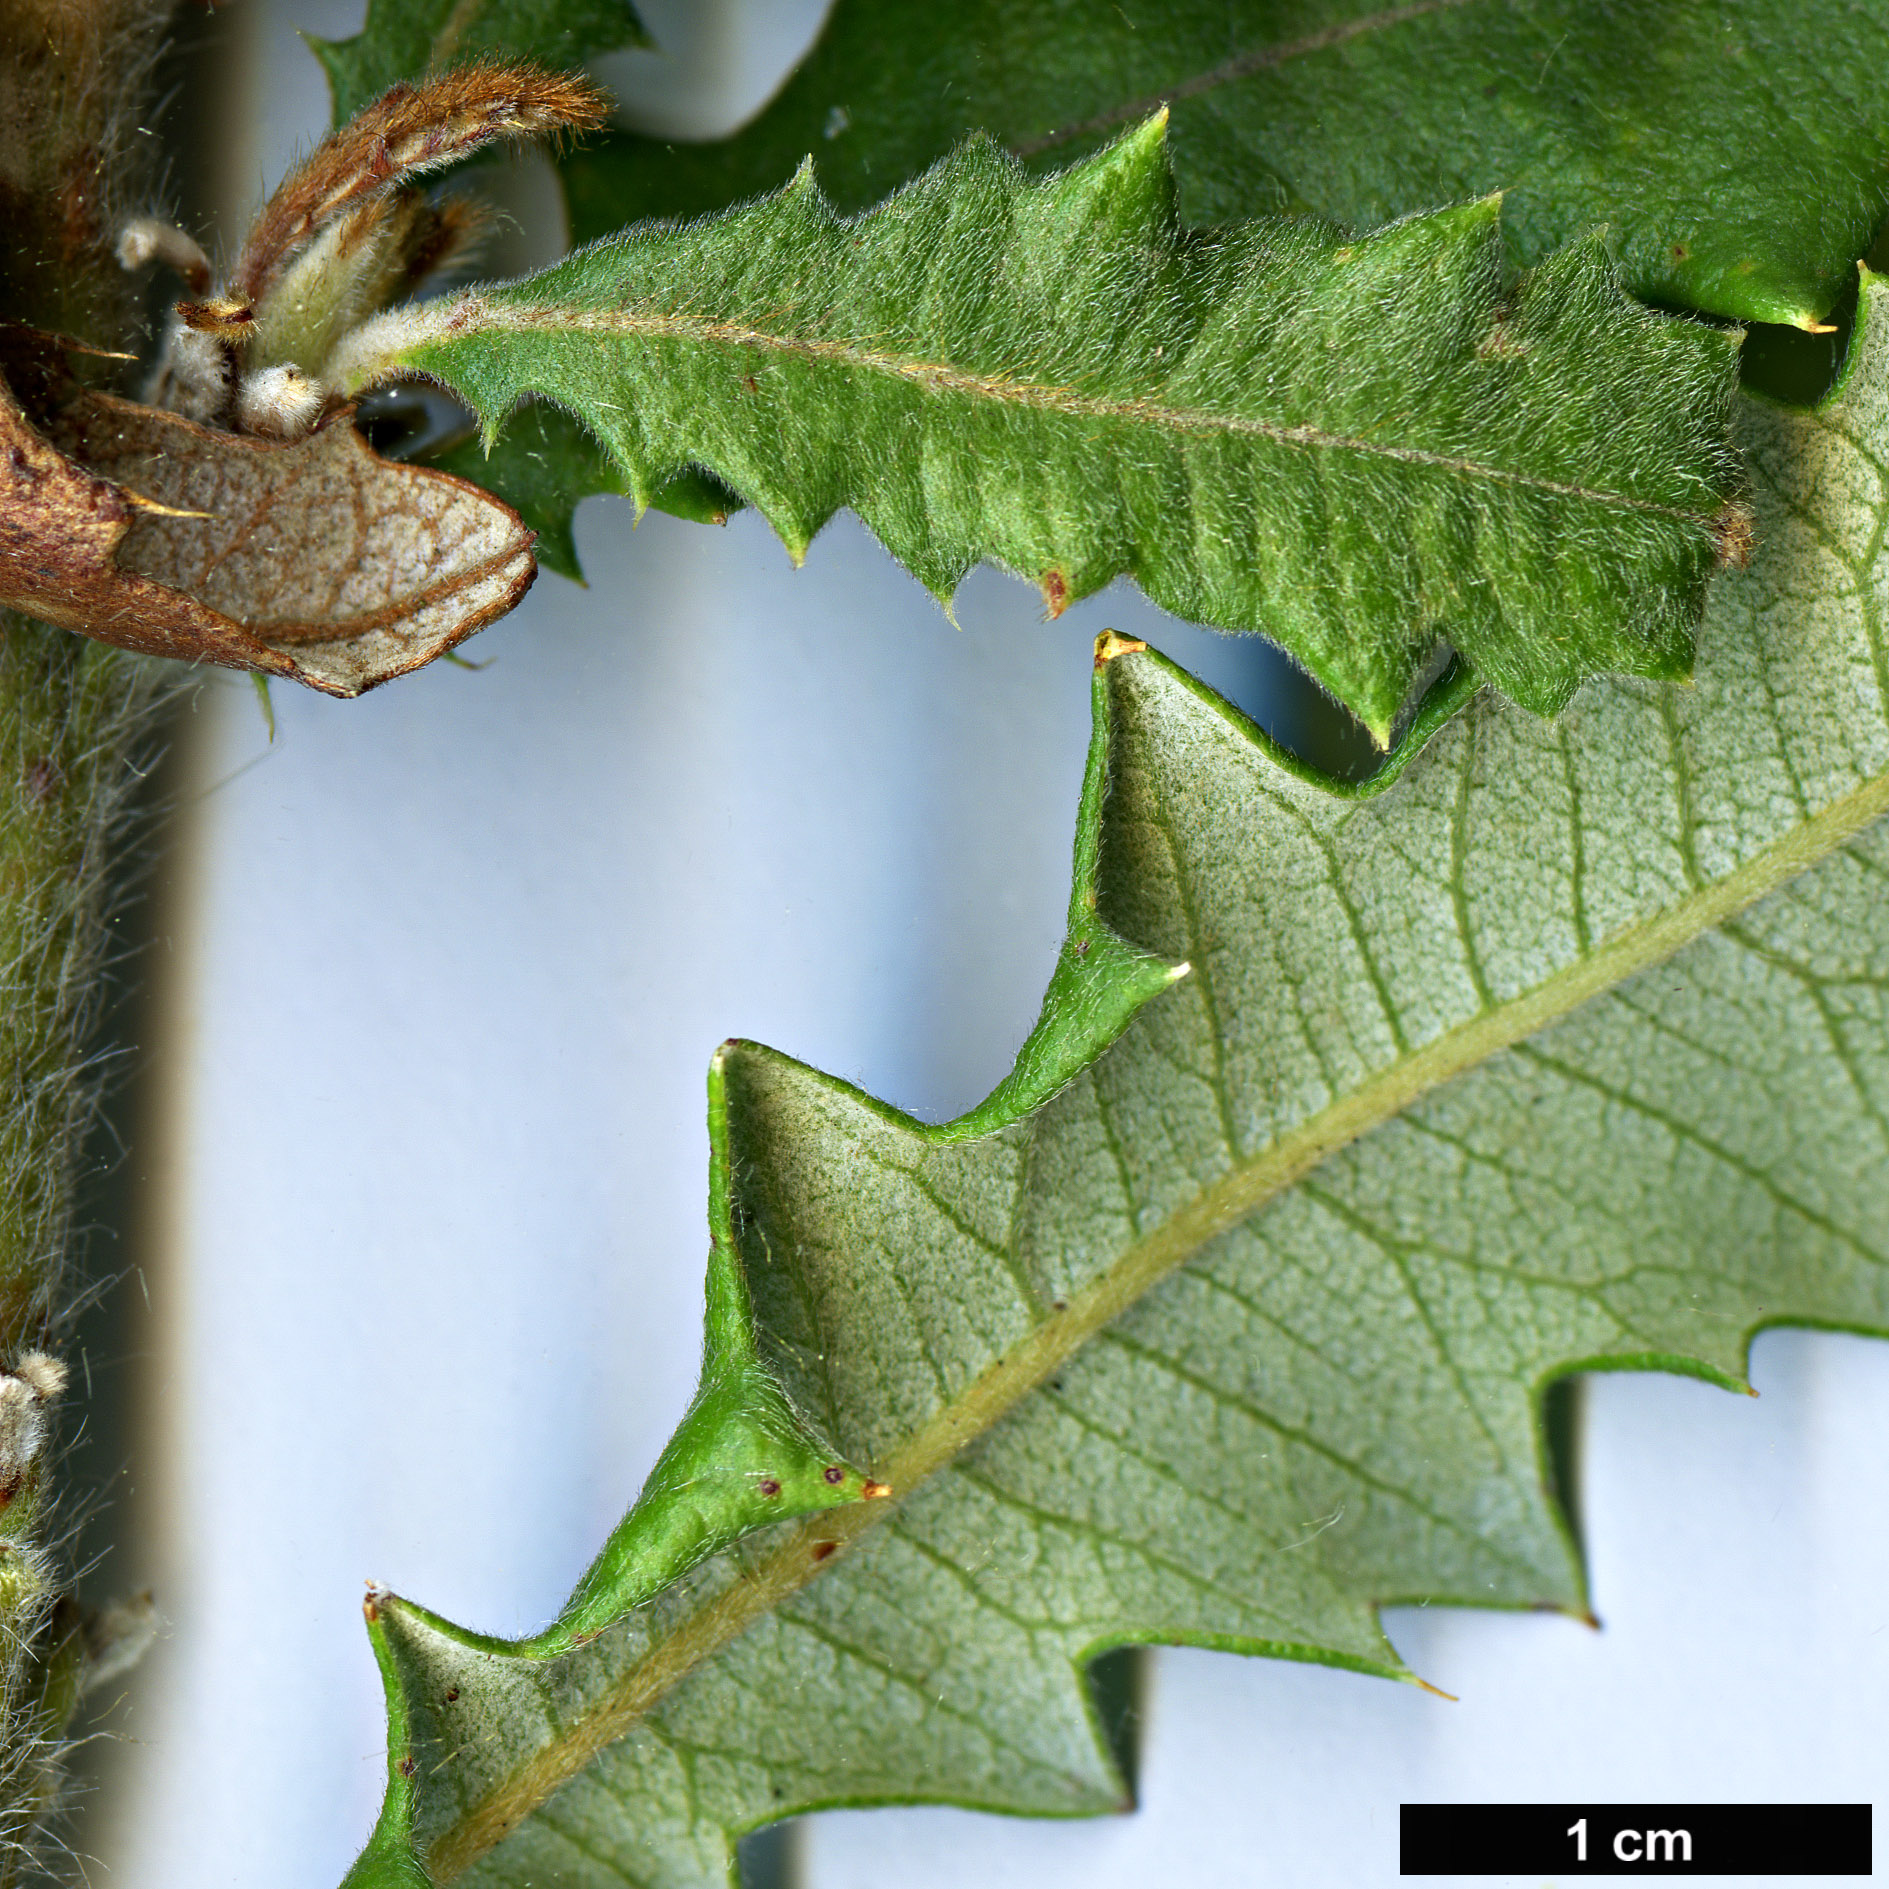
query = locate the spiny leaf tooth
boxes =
[1093,629,1147,666]
[534,1362,891,1655]
[1035,107,1177,254]
[339,1595,430,1889]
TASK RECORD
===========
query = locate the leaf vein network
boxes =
[1513,1039,1889,1271]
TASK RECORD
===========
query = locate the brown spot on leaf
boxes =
[397,1756,417,1779]
[11,383,536,695]
[1041,569,1068,617]
[1713,500,1756,569]
[758,1477,782,1497]
[23,757,58,804]
[811,1541,837,1562]
[1475,318,1526,361]
[445,1686,460,1703]
[1672,243,1689,262]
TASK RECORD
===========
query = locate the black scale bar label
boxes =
[1401,1804,1871,1876]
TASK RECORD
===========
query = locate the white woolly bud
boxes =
[115,217,212,293]
[11,1355,65,1404]
[150,323,238,425]
[0,1353,65,1498]
[237,364,327,440]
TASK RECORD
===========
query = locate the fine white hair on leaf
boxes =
[323,299,467,394]
[236,364,327,439]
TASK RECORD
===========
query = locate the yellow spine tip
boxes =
[1093,630,1148,668]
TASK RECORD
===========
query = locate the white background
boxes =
[83,5,1888,1884]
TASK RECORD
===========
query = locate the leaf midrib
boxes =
[425,691,1889,1883]
[379,299,1724,531]
[1009,0,1488,160]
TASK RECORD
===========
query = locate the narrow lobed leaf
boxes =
[334,117,1743,743]
[343,274,1889,1887]
[564,0,1889,332]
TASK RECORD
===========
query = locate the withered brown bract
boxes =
[0,362,535,696]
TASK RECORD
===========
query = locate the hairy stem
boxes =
[0,0,183,1867]
[0,618,166,1877]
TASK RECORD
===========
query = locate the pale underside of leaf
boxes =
[336,121,1742,742]
[45,393,535,697]
[563,0,1889,330]
[346,281,1889,1887]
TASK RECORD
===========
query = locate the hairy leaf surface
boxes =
[335,119,1742,742]
[567,0,1889,331]
[426,406,740,583]
[314,0,648,128]
[345,278,1889,1886]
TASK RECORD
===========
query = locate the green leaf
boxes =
[332,118,1743,743]
[565,0,1889,331]
[343,274,1889,1886]
[424,405,740,583]
[311,0,649,128]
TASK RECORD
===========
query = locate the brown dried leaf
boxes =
[0,369,266,671]
[0,369,535,697]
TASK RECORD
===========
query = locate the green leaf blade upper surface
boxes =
[565,0,1889,330]
[313,0,649,128]
[347,278,1889,1887]
[336,121,1742,741]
